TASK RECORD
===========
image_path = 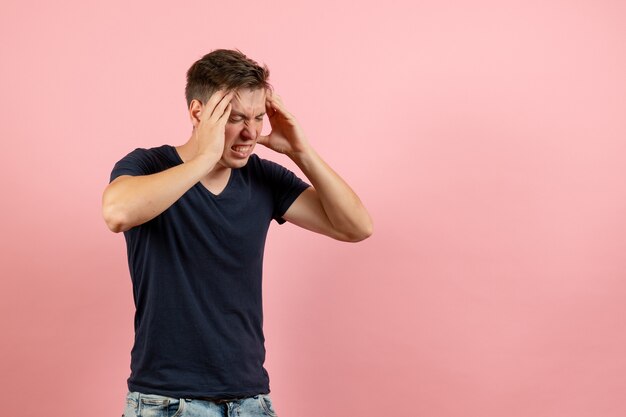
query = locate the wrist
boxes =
[288,145,318,168]
[190,151,220,174]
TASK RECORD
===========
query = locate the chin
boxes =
[221,156,251,169]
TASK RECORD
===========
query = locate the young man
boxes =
[103,49,372,417]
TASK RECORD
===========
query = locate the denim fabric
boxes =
[122,391,278,417]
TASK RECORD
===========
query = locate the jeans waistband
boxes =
[194,396,250,404]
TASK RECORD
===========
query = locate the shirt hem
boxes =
[127,382,270,400]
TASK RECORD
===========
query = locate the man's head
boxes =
[186,49,271,169]
[185,49,271,108]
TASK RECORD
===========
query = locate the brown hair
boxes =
[185,49,271,108]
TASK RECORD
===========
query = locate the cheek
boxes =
[224,124,239,141]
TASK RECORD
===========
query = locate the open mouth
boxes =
[231,144,252,157]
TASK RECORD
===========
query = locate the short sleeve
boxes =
[109,148,152,183]
[256,157,310,224]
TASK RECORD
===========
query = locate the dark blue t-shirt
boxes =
[110,145,309,399]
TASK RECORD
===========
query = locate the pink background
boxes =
[1,1,625,416]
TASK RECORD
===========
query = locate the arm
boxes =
[103,156,215,233]
[258,93,373,242]
[102,90,234,233]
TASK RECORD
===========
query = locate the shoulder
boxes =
[244,154,293,178]
[243,153,309,194]
[122,144,177,164]
[120,144,179,167]
[110,144,179,181]
[246,153,274,169]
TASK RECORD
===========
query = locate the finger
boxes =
[272,93,283,105]
[199,90,228,121]
[217,103,232,125]
[267,94,290,117]
[199,89,232,122]
[265,97,277,118]
[210,90,235,121]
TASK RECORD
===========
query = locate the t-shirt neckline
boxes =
[167,144,235,198]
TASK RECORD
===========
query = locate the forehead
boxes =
[231,88,266,113]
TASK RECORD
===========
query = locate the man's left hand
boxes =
[257,91,311,157]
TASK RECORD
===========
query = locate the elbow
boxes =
[351,226,374,242]
[102,184,136,233]
[102,202,130,233]
[354,217,374,242]
[347,211,374,242]
[340,221,373,243]
[107,221,126,234]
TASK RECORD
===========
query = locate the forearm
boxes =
[290,147,373,241]
[102,155,216,232]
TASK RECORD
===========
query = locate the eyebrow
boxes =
[230,111,266,118]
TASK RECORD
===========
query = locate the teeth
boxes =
[232,145,250,153]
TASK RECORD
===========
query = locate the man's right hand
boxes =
[102,90,235,233]
[192,90,233,163]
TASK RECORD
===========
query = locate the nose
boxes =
[240,122,258,141]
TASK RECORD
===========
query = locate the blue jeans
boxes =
[122,391,278,417]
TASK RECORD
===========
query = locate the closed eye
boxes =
[229,113,264,122]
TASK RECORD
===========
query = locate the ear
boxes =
[188,99,203,129]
